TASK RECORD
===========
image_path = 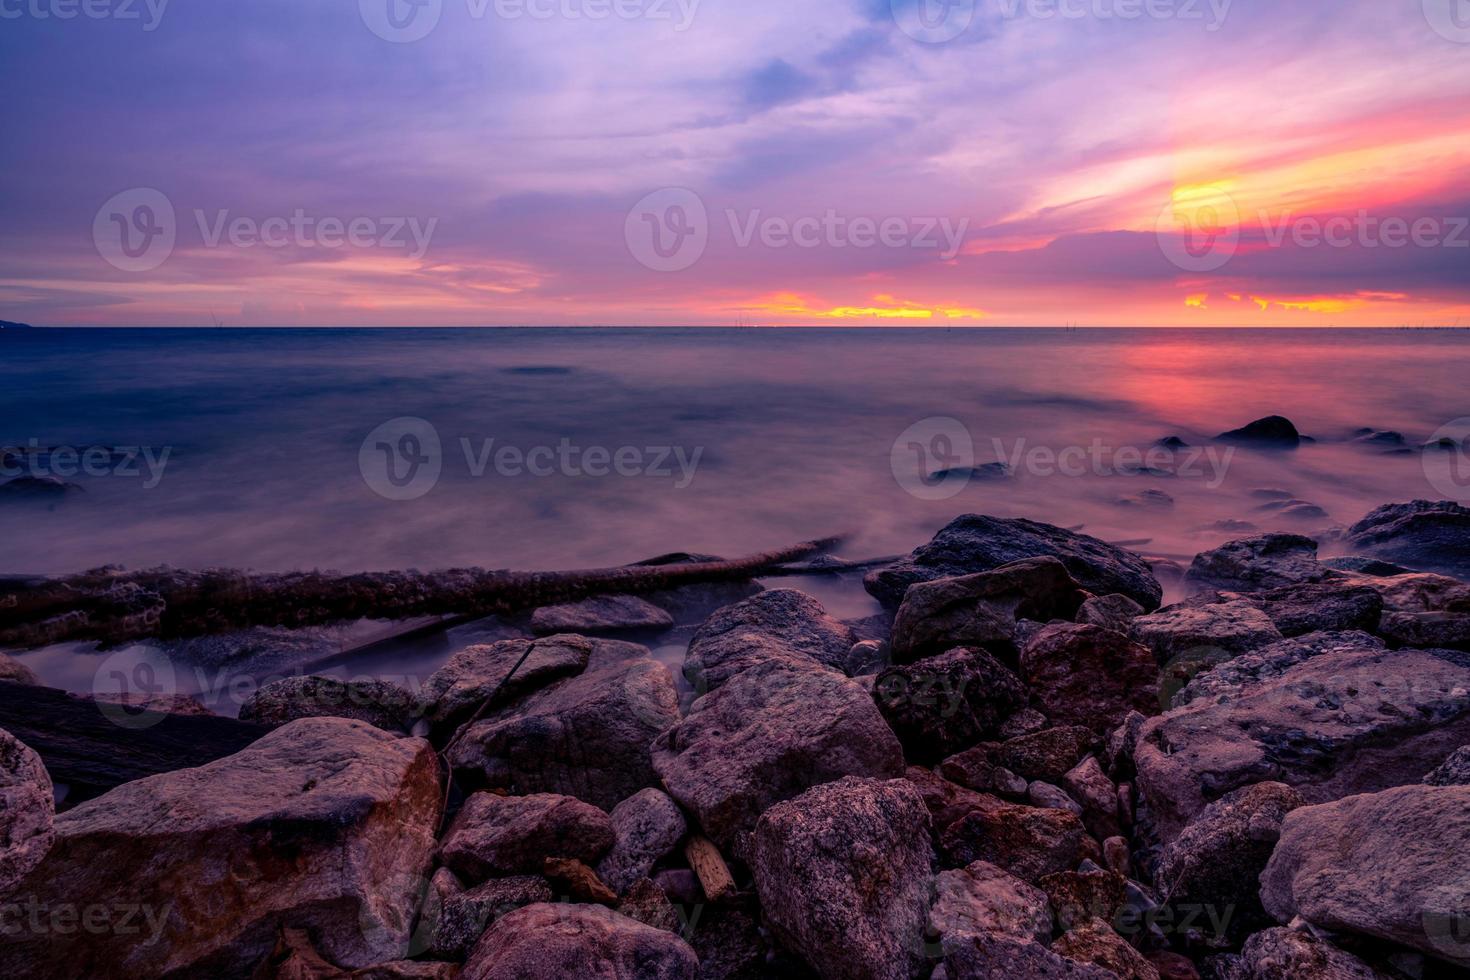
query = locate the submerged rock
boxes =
[1184,534,1330,593]
[461,903,698,980]
[1346,500,1470,579]
[438,792,614,882]
[682,589,854,692]
[1215,416,1301,449]
[866,515,1162,612]
[239,675,419,733]
[530,595,674,637]
[0,727,54,895]
[750,777,933,980]
[874,646,1027,761]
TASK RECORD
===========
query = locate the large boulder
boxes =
[1131,600,1283,667]
[1184,535,1329,594]
[0,727,54,895]
[889,558,1088,662]
[1250,582,1383,638]
[1218,927,1389,979]
[419,635,593,731]
[682,589,854,692]
[1169,631,1382,709]
[438,792,615,881]
[530,595,674,637]
[596,788,687,895]
[238,675,419,733]
[749,777,933,980]
[1133,643,1470,842]
[929,860,1054,955]
[0,718,441,978]
[1347,500,1470,579]
[873,647,1027,761]
[651,662,903,860]
[866,515,1162,611]
[1021,623,1159,734]
[448,656,680,811]
[461,903,698,979]
[1215,416,1301,449]
[1261,783,1470,967]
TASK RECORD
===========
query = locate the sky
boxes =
[2,0,1469,327]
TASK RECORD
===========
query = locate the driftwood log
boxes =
[0,537,843,650]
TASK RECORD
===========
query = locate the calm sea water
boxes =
[4,327,1468,705]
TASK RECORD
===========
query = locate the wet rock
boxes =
[1077,594,1146,634]
[1155,782,1306,943]
[939,795,1099,881]
[652,662,904,861]
[1251,488,1294,501]
[1170,631,1383,709]
[1039,869,1127,931]
[931,462,1013,482]
[1062,756,1121,839]
[1252,498,1330,522]
[1157,436,1190,450]
[1022,623,1159,734]
[1261,783,1470,966]
[1225,927,1388,979]
[0,653,39,686]
[889,557,1089,662]
[1425,746,1470,786]
[461,903,698,980]
[1250,582,1383,637]
[420,635,593,731]
[930,860,1054,955]
[530,595,674,637]
[1053,919,1161,980]
[596,788,687,896]
[874,647,1027,761]
[0,718,440,978]
[0,727,54,895]
[942,933,1116,978]
[1029,781,1082,814]
[1185,534,1331,593]
[422,868,553,960]
[1130,600,1282,675]
[866,514,1163,612]
[1216,416,1300,449]
[1133,643,1470,842]
[997,726,1098,783]
[239,675,419,733]
[439,792,614,882]
[844,613,895,645]
[1346,500,1470,580]
[448,656,680,811]
[750,777,933,980]
[683,589,854,692]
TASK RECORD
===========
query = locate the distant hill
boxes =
[0,320,34,329]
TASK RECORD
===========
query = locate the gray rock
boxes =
[238,675,419,733]
[1077,594,1147,634]
[596,788,687,895]
[0,727,54,895]
[448,656,680,811]
[1346,500,1470,579]
[422,868,553,960]
[0,652,39,686]
[1425,746,1470,786]
[750,777,933,980]
[652,662,904,861]
[866,514,1162,612]
[420,635,593,730]
[1170,631,1384,709]
[1261,783,1470,967]
[1224,927,1389,979]
[1134,644,1470,842]
[874,647,1027,762]
[1029,781,1083,814]
[1184,534,1331,594]
[530,595,674,636]
[439,791,615,881]
[462,903,698,979]
[683,589,854,693]
[930,860,1054,956]
[1022,623,1160,734]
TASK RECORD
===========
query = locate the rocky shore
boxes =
[3,498,1470,978]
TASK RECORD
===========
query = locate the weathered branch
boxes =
[0,537,843,650]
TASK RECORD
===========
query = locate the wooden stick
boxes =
[684,834,737,903]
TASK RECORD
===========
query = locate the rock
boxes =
[1062,757,1121,839]
[84,691,215,716]
[1250,582,1383,637]
[1200,519,1260,535]
[1133,644,1470,842]
[1252,488,1294,501]
[423,868,553,960]
[0,652,39,686]
[890,557,1089,662]
[1157,436,1189,450]
[0,727,54,895]
[1320,556,1414,576]
[448,656,680,811]
[1130,601,1282,691]
[1356,571,1470,612]
[543,856,619,904]
[1155,782,1306,943]
[997,727,1098,783]
[993,767,1029,799]
[439,792,614,882]
[874,647,1027,761]
[614,876,680,933]
[355,961,461,980]
[1425,746,1470,786]
[845,639,888,677]
[750,777,933,980]
[930,861,1054,955]
[1022,624,1159,734]
[1378,610,1470,651]
[653,662,903,860]
[0,475,84,501]
[420,636,593,730]
[1215,416,1301,449]
[1029,781,1082,814]
[939,795,1099,881]
[1227,927,1389,979]
[866,515,1163,612]
[1169,631,1383,709]
[595,788,687,896]
[0,718,440,978]
[461,903,698,979]
[530,595,674,637]
[1346,500,1470,580]
[1145,951,1200,980]
[1184,535,1330,593]
[686,908,768,979]
[1077,594,1146,634]
[238,675,419,733]
[652,868,701,906]
[1103,837,1130,878]
[1261,783,1470,966]
[942,933,1117,978]
[1053,919,1161,980]
[1039,869,1127,931]
[938,746,1001,794]
[683,589,854,692]
[1000,707,1050,740]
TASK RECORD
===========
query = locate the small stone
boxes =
[615,877,681,933]
[1062,757,1120,840]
